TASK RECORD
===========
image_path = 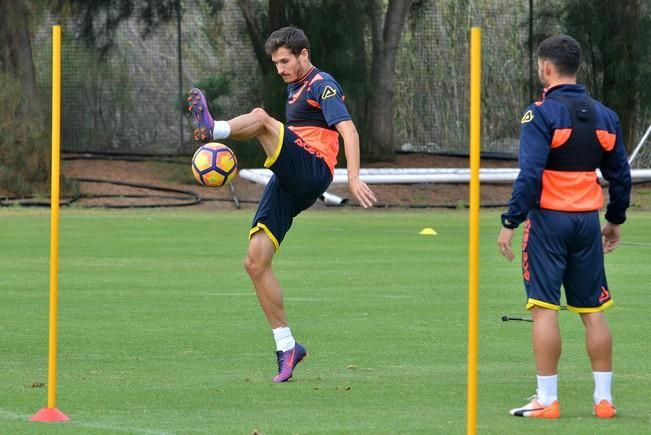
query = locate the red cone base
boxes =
[31,407,69,422]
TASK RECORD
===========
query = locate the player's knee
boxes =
[244,252,267,278]
[250,107,269,122]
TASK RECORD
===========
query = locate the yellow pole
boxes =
[31,24,68,423]
[48,24,62,410]
[466,26,481,435]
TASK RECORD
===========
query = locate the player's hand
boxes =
[601,222,621,254]
[497,227,515,261]
[348,177,376,208]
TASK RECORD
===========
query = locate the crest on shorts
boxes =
[521,110,534,124]
[321,86,337,100]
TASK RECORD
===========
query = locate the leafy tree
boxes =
[0,0,180,195]
[566,0,651,151]
[536,0,651,151]
[362,0,412,160]
[237,0,412,161]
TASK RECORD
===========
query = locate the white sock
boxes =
[212,120,231,140]
[536,374,558,406]
[272,326,295,352]
[593,371,613,403]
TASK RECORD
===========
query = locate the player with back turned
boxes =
[188,26,376,383]
[497,35,631,418]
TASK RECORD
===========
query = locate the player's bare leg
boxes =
[581,311,616,417]
[245,231,306,382]
[188,87,281,156]
[580,311,612,371]
[509,306,562,418]
[227,108,282,157]
[531,307,561,375]
[244,231,287,328]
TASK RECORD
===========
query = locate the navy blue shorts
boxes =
[249,125,333,249]
[522,208,613,313]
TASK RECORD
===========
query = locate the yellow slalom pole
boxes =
[48,23,62,411]
[32,24,69,423]
[466,27,481,435]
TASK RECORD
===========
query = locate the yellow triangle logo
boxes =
[521,110,534,124]
[321,85,337,100]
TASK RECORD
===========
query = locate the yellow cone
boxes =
[419,227,437,236]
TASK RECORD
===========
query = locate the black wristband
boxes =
[605,213,626,225]
[501,216,519,229]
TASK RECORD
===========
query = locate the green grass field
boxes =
[1,208,650,434]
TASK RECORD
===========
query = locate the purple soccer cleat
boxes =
[273,342,307,383]
[187,88,214,143]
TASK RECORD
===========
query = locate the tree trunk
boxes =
[0,0,41,119]
[362,0,411,161]
[237,0,274,76]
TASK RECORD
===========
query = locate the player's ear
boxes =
[300,48,309,60]
[544,60,554,77]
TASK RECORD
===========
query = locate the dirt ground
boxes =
[58,153,518,210]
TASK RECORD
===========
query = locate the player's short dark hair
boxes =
[265,26,310,56]
[536,35,582,76]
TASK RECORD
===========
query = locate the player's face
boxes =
[271,47,310,83]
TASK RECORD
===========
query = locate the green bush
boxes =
[0,73,78,197]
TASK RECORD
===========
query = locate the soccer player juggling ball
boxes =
[188,27,376,382]
[497,35,631,418]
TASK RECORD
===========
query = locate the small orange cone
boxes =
[31,407,69,422]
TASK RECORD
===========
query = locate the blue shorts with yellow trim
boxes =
[522,208,613,313]
[249,124,332,249]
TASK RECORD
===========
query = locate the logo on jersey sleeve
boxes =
[321,86,337,100]
[521,110,534,124]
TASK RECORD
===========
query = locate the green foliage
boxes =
[535,0,651,149]
[0,73,77,197]
[286,0,370,126]
[57,0,179,56]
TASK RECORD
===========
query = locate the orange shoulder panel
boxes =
[309,73,324,85]
[550,128,571,149]
[596,129,616,151]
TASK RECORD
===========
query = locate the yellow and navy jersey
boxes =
[285,66,351,172]
[502,84,631,228]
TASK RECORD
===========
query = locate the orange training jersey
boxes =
[285,66,351,173]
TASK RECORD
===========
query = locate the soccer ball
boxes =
[191,143,238,187]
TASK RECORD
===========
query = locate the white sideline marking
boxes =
[620,241,651,247]
[0,408,172,434]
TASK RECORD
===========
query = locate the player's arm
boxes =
[501,105,551,229]
[600,116,631,225]
[335,120,376,208]
[498,105,551,260]
[599,114,631,253]
[315,78,376,208]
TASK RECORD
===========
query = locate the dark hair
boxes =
[265,26,310,56]
[536,35,582,76]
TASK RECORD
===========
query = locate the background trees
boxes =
[537,0,651,153]
[1,0,650,195]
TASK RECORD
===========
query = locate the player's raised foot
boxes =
[593,399,616,418]
[509,395,560,418]
[273,342,307,383]
[187,88,214,143]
